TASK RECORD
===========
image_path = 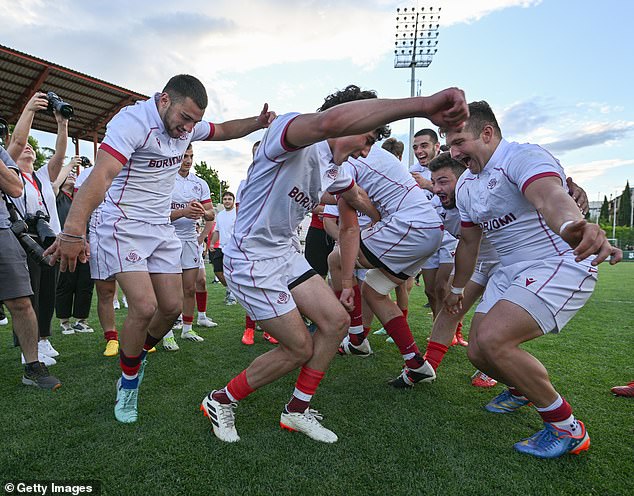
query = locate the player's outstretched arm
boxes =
[524,176,621,265]
[284,88,468,149]
[210,104,276,141]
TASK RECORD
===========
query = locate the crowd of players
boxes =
[1,74,631,461]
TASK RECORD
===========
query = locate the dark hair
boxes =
[464,101,501,138]
[222,191,235,200]
[440,101,501,139]
[317,85,391,141]
[414,128,439,143]
[381,137,404,159]
[162,74,208,110]
[428,152,466,178]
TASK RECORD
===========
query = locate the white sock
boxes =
[183,323,193,333]
[163,330,175,340]
[198,312,207,319]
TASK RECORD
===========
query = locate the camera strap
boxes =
[20,170,52,219]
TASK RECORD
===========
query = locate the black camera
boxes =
[80,156,91,167]
[7,206,54,266]
[45,91,74,120]
[0,117,8,141]
[24,210,57,249]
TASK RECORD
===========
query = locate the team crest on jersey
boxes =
[326,167,338,180]
[525,277,536,286]
[277,292,290,304]
[487,178,497,190]
[126,251,141,263]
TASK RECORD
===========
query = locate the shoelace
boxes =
[217,402,237,428]
[303,409,324,423]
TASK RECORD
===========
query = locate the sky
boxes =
[1,0,632,203]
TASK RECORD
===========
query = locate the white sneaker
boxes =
[280,408,338,443]
[38,339,59,358]
[338,335,373,357]
[197,315,218,328]
[122,296,128,308]
[60,321,75,335]
[163,336,180,351]
[200,392,240,442]
[172,315,183,331]
[0,316,9,326]
[72,321,94,333]
[113,299,120,310]
[21,352,57,367]
[181,330,204,342]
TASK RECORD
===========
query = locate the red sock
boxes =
[143,333,160,351]
[384,315,421,369]
[362,326,371,339]
[195,291,207,312]
[104,329,118,342]
[424,341,449,371]
[456,321,463,333]
[286,366,325,413]
[539,398,573,423]
[119,351,142,376]
[246,315,256,329]
[349,285,362,327]
[226,370,255,402]
[182,315,194,325]
[508,387,526,398]
[401,308,408,319]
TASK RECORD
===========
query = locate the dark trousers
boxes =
[26,255,58,339]
[13,256,58,345]
[55,260,94,319]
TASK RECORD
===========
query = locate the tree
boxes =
[599,195,610,224]
[194,160,229,203]
[617,181,631,227]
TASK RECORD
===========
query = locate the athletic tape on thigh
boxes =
[364,268,399,296]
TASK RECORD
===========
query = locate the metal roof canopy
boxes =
[0,44,148,154]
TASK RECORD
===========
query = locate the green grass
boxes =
[1,264,633,496]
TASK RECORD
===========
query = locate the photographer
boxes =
[0,142,60,389]
[7,91,69,365]
[54,156,95,334]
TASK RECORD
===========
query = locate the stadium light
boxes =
[394,5,441,166]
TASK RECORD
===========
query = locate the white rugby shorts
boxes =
[223,248,316,321]
[361,214,443,278]
[180,239,201,270]
[90,213,182,280]
[475,256,597,333]
[421,230,457,270]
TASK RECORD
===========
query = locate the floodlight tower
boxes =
[394,5,441,166]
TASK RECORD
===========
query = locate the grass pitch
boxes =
[1,263,633,495]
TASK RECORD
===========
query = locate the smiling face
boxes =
[159,94,205,139]
[179,146,193,176]
[431,167,459,209]
[445,127,496,175]
[329,131,378,165]
[412,134,440,167]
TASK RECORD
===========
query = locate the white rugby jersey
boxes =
[224,112,354,261]
[215,208,236,249]
[235,179,247,206]
[75,166,101,229]
[14,164,61,234]
[344,146,440,225]
[440,203,498,262]
[171,172,212,240]
[322,203,372,229]
[408,162,434,200]
[99,94,215,224]
[456,139,570,266]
